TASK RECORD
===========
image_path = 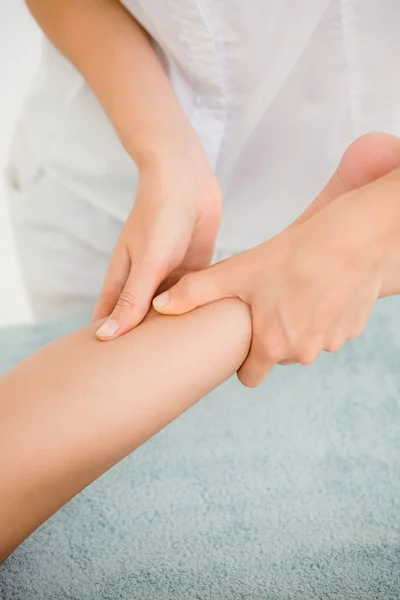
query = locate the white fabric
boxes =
[7,0,400,317]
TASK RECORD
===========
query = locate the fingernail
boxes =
[96,319,119,339]
[153,291,170,308]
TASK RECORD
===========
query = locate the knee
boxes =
[338,132,400,190]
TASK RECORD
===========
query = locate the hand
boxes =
[152,133,400,386]
[94,147,222,339]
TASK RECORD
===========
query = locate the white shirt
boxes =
[12,0,400,253]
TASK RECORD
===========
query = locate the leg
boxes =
[293,132,400,225]
[0,300,252,563]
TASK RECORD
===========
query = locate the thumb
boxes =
[96,256,163,340]
[152,260,234,315]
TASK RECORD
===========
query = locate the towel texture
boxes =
[1,300,400,599]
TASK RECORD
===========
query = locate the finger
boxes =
[152,258,237,315]
[155,260,200,297]
[92,245,130,322]
[237,344,275,388]
[237,324,284,387]
[96,255,164,340]
[154,228,218,298]
[292,132,400,226]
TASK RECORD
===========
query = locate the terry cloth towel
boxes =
[1,299,400,599]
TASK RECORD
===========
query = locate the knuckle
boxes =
[260,334,287,364]
[324,337,343,354]
[348,322,365,340]
[347,316,367,340]
[116,290,144,313]
[296,343,321,365]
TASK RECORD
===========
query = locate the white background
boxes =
[0,0,42,325]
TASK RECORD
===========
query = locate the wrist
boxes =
[131,131,220,208]
[124,116,207,174]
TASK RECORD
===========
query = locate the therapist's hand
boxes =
[93,151,222,339]
[152,133,400,386]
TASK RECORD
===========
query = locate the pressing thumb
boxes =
[96,261,161,340]
[152,263,230,315]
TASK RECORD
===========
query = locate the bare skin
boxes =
[1,133,400,563]
[0,302,252,563]
[154,133,400,385]
[26,0,221,337]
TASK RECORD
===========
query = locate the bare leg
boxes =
[4,132,399,563]
[292,132,400,225]
[0,300,251,563]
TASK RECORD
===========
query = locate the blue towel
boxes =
[1,300,400,599]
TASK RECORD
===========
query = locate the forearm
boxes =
[26,0,200,168]
[0,300,251,563]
